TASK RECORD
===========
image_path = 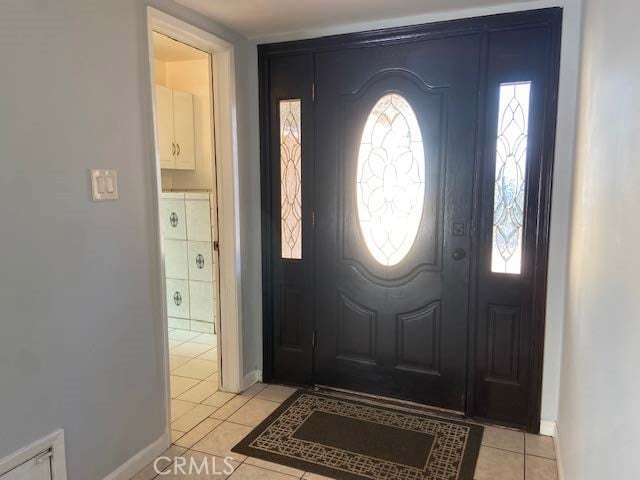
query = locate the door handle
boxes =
[172,143,176,155]
[176,143,181,156]
[451,248,466,261]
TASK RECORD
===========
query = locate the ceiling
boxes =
[152,31,208,62]
[175,0,535,39]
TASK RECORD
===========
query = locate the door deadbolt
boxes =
[451,248,467,261]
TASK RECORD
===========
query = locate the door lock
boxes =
[451,248,467,261]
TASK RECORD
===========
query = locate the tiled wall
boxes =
[161,192,216,333]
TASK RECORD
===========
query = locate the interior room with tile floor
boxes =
[132,329,559,480]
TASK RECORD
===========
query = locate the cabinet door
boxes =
[172,89,196,170]
[155,85,175,169]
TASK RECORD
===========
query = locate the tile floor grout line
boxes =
[480,443,558,462]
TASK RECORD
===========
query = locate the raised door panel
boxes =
[173,89,196,170]
[280,286,303,349]
[337,294,376,364]
[486,305,521,383]
[156,84,175,169]
[397,302,441,374]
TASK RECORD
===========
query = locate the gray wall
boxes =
[558,0,640,477]
[0,1,259,478]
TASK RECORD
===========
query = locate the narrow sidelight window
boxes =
[280,99,302,259]
[491,82,531,274]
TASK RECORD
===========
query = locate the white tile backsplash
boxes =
[186,200,212,241]
[165,239,188,279]
[161,199,187,240]
[189,281,214,322]
[188,241,213,282]
[162,192,216,333]
[166,278,190,319]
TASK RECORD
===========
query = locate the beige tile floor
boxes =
[133,328,559,480]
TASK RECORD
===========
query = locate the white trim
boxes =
[251,0,573,43]
[146,8,244,443]
[242,369,263,390]
[102,432,168,480]
[0,429,67,479]
[555,423,564,480]
[539,419,558,437]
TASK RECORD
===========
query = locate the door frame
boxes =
[260,8,562,432]
[145,6,245,442]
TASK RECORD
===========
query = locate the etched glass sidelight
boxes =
[280,100,302,259]
[491,82,531,274]
[357,94,425,267]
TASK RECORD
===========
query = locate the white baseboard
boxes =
[103,432,169,480]
[242,370,263,391]
[539,419,557,437]
[0,429,67,479]
[554,423,564,480]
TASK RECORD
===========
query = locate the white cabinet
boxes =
[156,85,175,169]
[155,85,196,170]
[172,90,196,170]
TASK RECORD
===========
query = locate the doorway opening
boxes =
[146,7,244,445]
[153,30,222,431]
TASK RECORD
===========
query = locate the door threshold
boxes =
[314,384,465,418]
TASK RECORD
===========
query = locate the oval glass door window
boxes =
[357,93,425,266]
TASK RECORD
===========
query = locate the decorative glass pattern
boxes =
[491,82,531,274]
[357,94,425,266]
[280,100,302,259]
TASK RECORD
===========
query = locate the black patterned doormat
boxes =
[232,390,483,480]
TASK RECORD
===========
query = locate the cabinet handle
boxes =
[172,143,176,156]
[176,143,181,156]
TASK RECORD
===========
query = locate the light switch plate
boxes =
[91,169,118,201]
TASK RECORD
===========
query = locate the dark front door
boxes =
[313,37,480,411]
[260,9,562,431]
